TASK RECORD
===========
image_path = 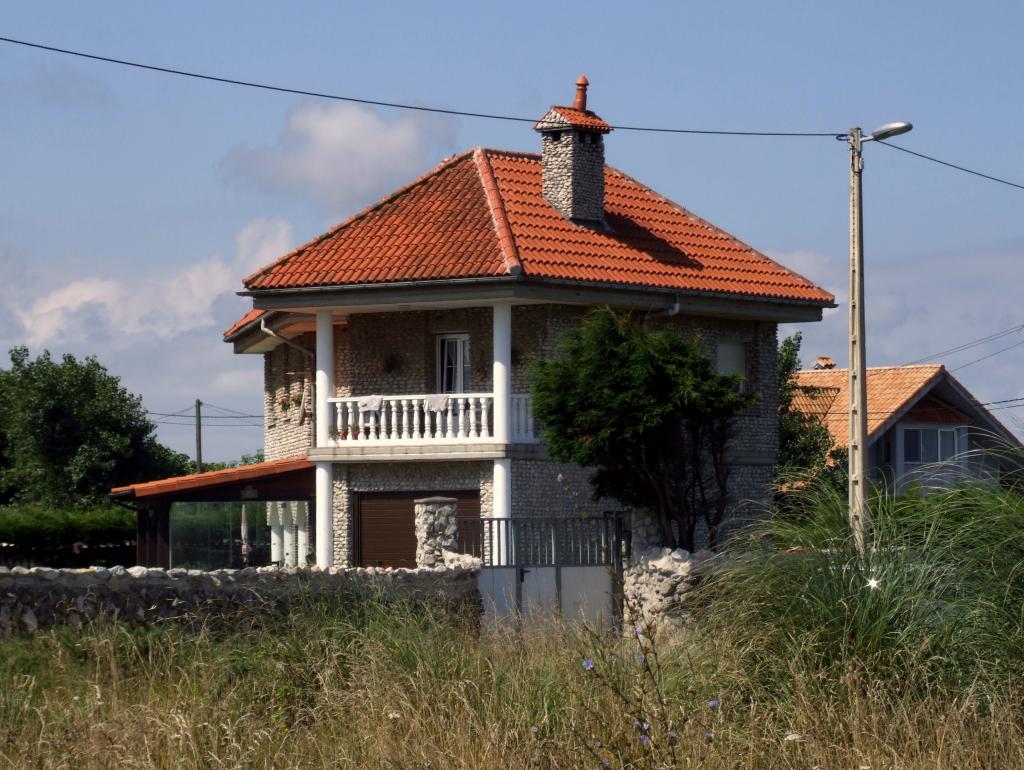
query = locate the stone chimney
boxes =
[533,75,613,226]
[812,356,837,370]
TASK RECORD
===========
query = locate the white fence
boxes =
[327,393,538,445]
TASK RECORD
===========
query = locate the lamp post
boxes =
[844,121,912,556]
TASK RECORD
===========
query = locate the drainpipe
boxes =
[653,295,681,317]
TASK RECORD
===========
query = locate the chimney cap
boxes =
[573,75,589,111]
[812,356,837,370]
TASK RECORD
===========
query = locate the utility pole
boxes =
[842,120,911,559]
[847,127,870,558]
[194,398,203,474]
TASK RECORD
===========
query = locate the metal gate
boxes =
[457,513,628,626]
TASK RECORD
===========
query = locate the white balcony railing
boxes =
[326,393,538,446]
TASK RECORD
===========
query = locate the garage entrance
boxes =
[355,490,480,568]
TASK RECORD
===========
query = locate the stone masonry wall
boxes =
[0,560,482,636]
[539,127,606,223]
[332,461,493,567]
[263,336,314,461]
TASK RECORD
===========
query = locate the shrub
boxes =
[0,504,135,567]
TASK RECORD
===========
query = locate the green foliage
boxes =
[531,308,756,550]
[0,504,135,566]
[0,346,190,507]
[705,474,1024,694]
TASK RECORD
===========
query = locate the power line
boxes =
[0,35,837,137]
[154,420,264,428]
[951,338,1024,372]
[905,321,1024,365]
[148,411,262,419]
[877,139,1024,191]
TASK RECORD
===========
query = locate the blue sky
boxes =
[2,0,1022,460]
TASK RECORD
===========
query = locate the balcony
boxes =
[326,393,538,447]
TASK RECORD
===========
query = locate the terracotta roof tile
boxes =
[244,148,834,305]
[794,365,948,448]
[533,106,613,133]
[224,308,265,339]
[110,456,313,499]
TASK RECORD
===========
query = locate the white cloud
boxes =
[222,102,458,211]
[13,218,292,348]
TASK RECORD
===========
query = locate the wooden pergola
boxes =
[110,457,314,568]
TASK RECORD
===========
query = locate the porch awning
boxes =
[110,456,314,504]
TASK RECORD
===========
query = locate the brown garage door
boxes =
[356,490,480,568]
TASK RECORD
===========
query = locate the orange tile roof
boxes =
[224,308,265,338]
[794,365,948,448]
[243,148,833,305]
[110,457,312,499]
[534,106,613,133]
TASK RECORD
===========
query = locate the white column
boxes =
[315,309,335,447]
[295,501,308,568]
[315,462,333,568]
[269,503,283,566]
[281,503,295,568]
[492,302,513,564]
[492,302,512,444]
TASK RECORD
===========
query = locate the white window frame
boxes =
[899,424,965,476]
[436,334,470,394]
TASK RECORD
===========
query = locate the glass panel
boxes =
[441,338,458,393]
[940,430,956,460]
[903,429,921,463]
[461,338,471,393]
[716,341,746,376]
[921,429,939,463]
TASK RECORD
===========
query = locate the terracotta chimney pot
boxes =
[573,75,589,111]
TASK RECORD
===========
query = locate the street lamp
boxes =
[844,120,912,557]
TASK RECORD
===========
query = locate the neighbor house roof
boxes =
[111,456,312,500]
[242,148,833,305]
[793,365,1020,450]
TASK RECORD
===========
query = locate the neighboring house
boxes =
[794,357,1022,490]
[114,77,833,571]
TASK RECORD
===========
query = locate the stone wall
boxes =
[263,337,314,461]
[0,559,481,636]
[624,546,714,639]
[332,461,493,567]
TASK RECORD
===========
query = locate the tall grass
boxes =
[1,475,1023,768]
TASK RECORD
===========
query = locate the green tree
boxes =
[0,347,190,508]
[531,308,756,551]
[775,333,846,491]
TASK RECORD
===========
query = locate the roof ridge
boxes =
[603,163,835,304]
[474,149,523,277]
[242,149,479,288]
[798,364,945,373]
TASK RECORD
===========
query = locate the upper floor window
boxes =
[716,340,748,389]
[437,334,470,393]
[903,427,958,464]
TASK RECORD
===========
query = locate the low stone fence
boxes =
[0,552,482,635]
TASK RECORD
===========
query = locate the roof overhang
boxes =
[240,275,831,324]
[110,457,314,506]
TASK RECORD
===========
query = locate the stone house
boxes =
[794,358,1022,491]
[117,77,833,569]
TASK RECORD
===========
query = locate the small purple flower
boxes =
[600,760,609,767]
[635,653,646,664]
[640,734,651,745]
[634,623,645,638]
[582,658,594,671]
[594,740,603,749]
[704,730,715,743]
[642,721,650,731]
[667,729,679,739]
[707,698,720,710]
